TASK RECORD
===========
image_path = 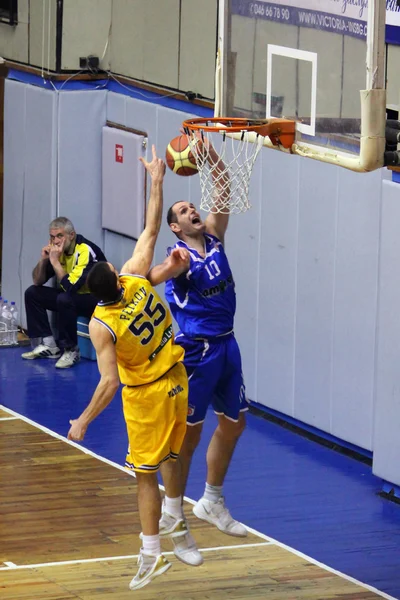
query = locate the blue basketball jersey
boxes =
[165,233,236,338]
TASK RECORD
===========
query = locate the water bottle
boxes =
[9,301,19,345]
[1,300,11,345]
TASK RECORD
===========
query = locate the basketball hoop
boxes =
[182,117,295,214]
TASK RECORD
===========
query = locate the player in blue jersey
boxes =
[148,144,248,538]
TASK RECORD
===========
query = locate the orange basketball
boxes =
[165,135,198,176]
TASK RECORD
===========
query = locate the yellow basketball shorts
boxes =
[123,362,188,474]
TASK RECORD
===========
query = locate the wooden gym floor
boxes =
[0,407,393,600]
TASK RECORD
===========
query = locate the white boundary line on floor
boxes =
[0,542,272,571]
[0,404,137,477]
[0,416,18,421]
[0,404,397,600]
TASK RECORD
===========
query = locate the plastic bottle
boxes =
[0,298,5,345]
[0,298,6,345]
[1,300,11,345]
[9,301,19,345]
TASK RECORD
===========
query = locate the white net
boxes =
[183,125,266,214]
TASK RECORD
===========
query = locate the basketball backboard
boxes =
[217,0,387,171]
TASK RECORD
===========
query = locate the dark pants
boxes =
[25,285,98,350]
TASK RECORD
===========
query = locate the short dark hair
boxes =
[87,262,119,302]
[167,202,182,226]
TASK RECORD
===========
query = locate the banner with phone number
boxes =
[232,0,400,42]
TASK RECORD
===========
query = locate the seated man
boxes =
[22,217,106,368]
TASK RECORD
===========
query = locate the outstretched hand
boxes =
[179,127,219,168]
[139,144,166,182]
[169,247,190,277]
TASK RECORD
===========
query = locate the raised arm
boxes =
[67,320,120,442]
[120,145,166,277]
[202,142,230,243]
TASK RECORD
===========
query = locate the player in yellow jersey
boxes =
[67,146,202,591]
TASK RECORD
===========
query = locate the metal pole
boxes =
[366,0,386,89]
[218,0,233,116]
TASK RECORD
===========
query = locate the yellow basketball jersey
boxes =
[93,274,184,386]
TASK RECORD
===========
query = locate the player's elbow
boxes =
[102,376,120,394]
[110,378,120,394]
[147,269,157,286]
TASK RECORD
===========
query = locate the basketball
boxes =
[165,135,198,176]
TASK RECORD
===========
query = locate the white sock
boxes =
[203,483,223,503]
[141,534,161,556]
[43,336,57,348]
[164,495,183,519]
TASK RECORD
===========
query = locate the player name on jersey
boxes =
[120,286,147,318]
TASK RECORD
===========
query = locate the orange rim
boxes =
[182,117,296,149]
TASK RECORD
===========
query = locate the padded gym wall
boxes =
[2,81,107,328]
[57,89,107,247]
[226,151,383,451]
[373,179,400,486]
[2,79,57,327]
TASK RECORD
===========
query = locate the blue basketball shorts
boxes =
[175,332,248,425]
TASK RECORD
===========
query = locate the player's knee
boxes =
[56,292,74,310]
[219,412,246,439]
[25,284,40,304]
[135,470,159,489]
